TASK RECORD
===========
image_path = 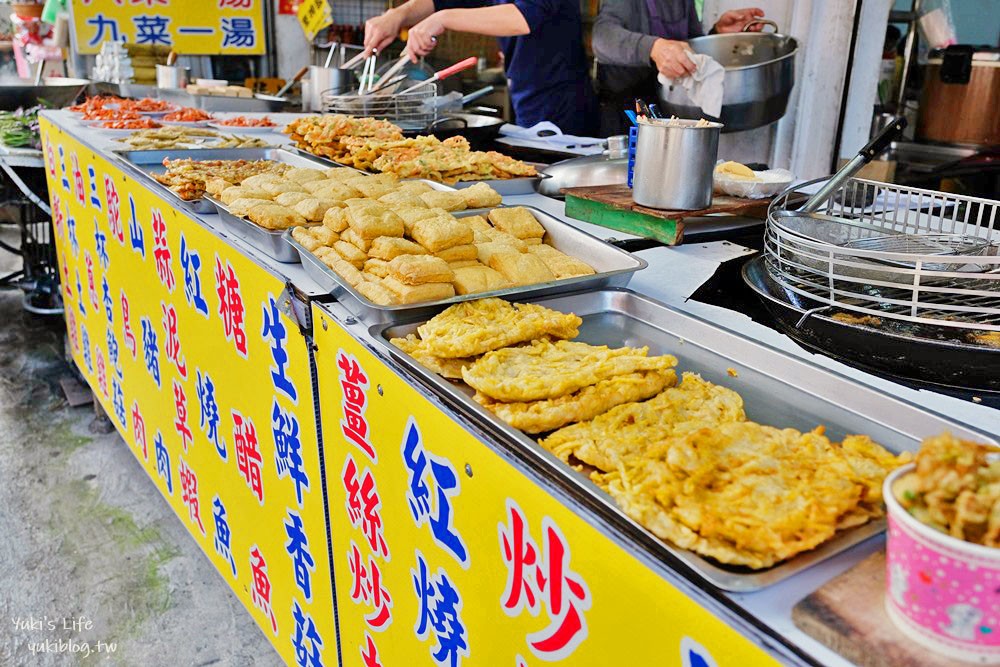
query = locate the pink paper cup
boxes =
[884,464,1000,664]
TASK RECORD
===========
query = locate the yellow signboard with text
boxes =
[297,0,333,43]
[71,0,266,55]
[41,117,335,667]
[312,304,781,667]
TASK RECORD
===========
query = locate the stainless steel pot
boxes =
[0,77,90,110]
[632,118,721,210]
[537,135,629,198]
[302,66,356,111]
[658,20,797,133]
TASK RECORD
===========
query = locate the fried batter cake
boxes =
[540,373,745,471]
[463,340,678,402]
[390,333,477,380]
[475,369,677,434]
[595,421,907,569]
[416,298,581,359]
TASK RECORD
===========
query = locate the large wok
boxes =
[0,77,90,111]
[410,112,505,149]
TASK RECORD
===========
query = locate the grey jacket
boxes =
[592,0,704,69]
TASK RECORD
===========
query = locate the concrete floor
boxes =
[0,223,282,666]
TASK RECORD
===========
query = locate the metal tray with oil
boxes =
[368,287,997,592]
[285,206,647,325]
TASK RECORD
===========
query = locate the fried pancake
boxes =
[526,244,595,279]
[341,227,373,253]
[476,369,677,434]
[416,298,581,358]
[368,236,428,261]
[293,197,337,222]
[488,207,545,239]
[356,278,399,305]
[247,204,307,230]
[227,197,272,217]
[390,333,476,379]
[434,244,477,262]
[283,167,327,184]
[461,183,502,208]
[463,339,678,402]
[364,258,391,278]
[310,225,339,246]
[540,372,746,470]
[420,190,468,212]
[220,186,255,205]
[322,207,350,233]
[381,277,455,304]
[388,255,454,285]
[274,191,312,207]
[291,226,320,251]
[451,265,510,295]
[412,217,474,252]
[346,200,405,239]
[487,251,556,286]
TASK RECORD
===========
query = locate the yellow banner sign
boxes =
[71,0,266,55]
[312,304,781,667]
[41,118,333,666]
[296,0,332,43]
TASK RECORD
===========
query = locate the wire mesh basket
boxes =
[322,84,436,132]
[764,177,1000,332]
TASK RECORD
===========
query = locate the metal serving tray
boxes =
[370,288,997,592]
[286,206,647,325]
[111,147,338,213]
[206,196,300,263]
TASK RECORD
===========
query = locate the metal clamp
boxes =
[742,19,779,33]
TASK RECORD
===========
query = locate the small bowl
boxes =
[883,464,1000,664]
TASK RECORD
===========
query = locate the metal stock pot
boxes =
[658,20,798,133]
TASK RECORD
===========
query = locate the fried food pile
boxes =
[284,115,537,184]
[893,433,999,547]
[153,158,288,201]
[394,297,911,569]
[289,181,594,304]
[117,127,270,150]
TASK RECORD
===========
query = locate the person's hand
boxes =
[364,9,404,55]
[650,39,696,79]
[407,11,449,60]
[713,7,765,34]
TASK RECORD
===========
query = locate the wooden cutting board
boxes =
[792,552,958,667]
[562,183,769,246]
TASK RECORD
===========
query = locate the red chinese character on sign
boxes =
[173,380,193,451]
[499,500,592,661]
[219,0,252,6]
[249,545,278,634]
[152,209,175,292]
[85,252,98,310]
[104,175,123,244]
[337,351,375,461]
[178,458,206,534]
[62,261,72,302]
[342,455,389,559]
[361,633,383,667]
[132,400,148,461]
[233,410,263,502]
[52,194,64,238]
[161,302,188,378]
[72,153,85,205]
[121,290,137,358]
[66,308,78,353]
[214,256,247,356]
[46,142,55,177]
[95,348,107,398]
[347,541,392,630]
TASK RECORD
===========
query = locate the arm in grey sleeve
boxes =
[592,0,659,68]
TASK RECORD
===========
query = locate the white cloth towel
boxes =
[496,122,605,156]
[658,53,725,118]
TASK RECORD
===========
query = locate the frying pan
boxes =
[409,112,505,148]
[742,255,1000,392]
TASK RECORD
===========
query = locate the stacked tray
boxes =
[286,206,647,324]
[369,287,997,592]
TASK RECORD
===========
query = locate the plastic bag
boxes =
[713,161,794,199]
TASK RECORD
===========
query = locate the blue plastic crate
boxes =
[627,126,638,189]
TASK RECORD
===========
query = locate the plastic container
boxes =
[883,464,1000,664]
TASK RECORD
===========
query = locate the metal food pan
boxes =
[286,205,647,325]
[450,174,549,196]
[369,287,997,592]
[206,196,300,263]
[111,147,350,213]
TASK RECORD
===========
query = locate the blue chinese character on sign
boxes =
[154,430,172,494]
[106,329,122,379]
[112,377,125,426]
[81,325,93,373]
[402,419,469,567]
[412,551,469,667]
[102,276,113,324]
[262,296,297,402]
[212,495,237,577]
[177,26,215,35]
[284,510,316,601]
[196,369,226,460]
[68,216,78,256]
[221,17,255,48]
[140,316,160,387]
[180,234,209,317]
[58,146,69,191]
[88,166,102,210]
[95,228,109,269]
[291,599,324,667]
[75,271,86,316]
[273,400,308,505]
[134,15,171,46]
[128,194,145,257]
[87,15,121,46]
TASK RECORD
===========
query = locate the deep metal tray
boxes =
[206,196,300,263]
[111,147,338,213]
[369,288,997,592]
[287,206,647,325]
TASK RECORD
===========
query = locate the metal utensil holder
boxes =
[763,177,1000,332]
[322,84,437,131]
